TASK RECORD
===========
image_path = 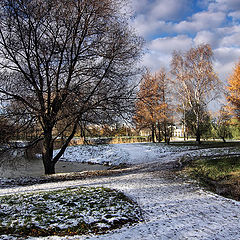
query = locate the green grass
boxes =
[183,156,240,200]
[185,156,240,181]
[0,187,143,237]
[170,140,240,149]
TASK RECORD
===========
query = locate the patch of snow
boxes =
[53,142,240,166]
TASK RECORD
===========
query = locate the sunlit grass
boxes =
[185,156,240,181]
[183,156,240,200]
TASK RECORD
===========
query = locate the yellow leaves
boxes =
[227,60,240,121]
[134,70,170,129]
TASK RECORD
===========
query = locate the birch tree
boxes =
[171,44,220,144]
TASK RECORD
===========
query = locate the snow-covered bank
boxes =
[53,142,240,166]
[0,187,142,236]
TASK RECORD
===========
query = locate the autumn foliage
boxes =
[227,60,240,121]
[134,69,172,142]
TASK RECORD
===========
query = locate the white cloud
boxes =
[194,31,221,48]
[129,0,240,86]
[132,16,171,38]
[130,0,149,13]
[141,35,193,71]
[130,0,194,38]
[216,0,240,10]
[214,47,240,65]
[214,47,240,82]
[150,35,193,53]
[209,0,240,12]
[228,10,240,21]
[174,11,226,33]
[150,0,191,21]
[142,52,171,72]
[220,32,240,47]
[131,0,192,21]
[217,25,240,35]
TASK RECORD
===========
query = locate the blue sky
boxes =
[129,0,240,87]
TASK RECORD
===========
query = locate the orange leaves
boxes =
[134,69,169,129]
[227,60,240,121]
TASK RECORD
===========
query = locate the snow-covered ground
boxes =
[1,169,240,240]
[53,142,239,166]
[1,142,240,239]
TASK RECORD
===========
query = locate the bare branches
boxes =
[0,0,143,174]
[171,44,221,143]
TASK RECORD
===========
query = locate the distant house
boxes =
[139,125,184,138]
[139,129,151,136]
[173,126,184,138]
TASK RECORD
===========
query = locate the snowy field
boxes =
[53,142,240,166]
[1,142,240,239]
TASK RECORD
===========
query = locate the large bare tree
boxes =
[171,44,221,144]
[0,0,143,174]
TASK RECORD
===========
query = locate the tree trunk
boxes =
[43,160,56,175]
[42,129,55,174]
[221,136,226,143]
[196,128,201,144]
[157,122,162,142]
[151,124,155,143]
[196,111,201,144]
[164,120,167,143]
[182,104,186,141]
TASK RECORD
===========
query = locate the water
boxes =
[0,151,109,178]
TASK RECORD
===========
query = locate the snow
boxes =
[53,142,239,166]
[1,142,240,239]
[0,187,141,236]
[1,170,240,240]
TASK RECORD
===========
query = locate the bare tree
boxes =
[0,0,143,174]
[212,106,233,142]
[171,44,220,144]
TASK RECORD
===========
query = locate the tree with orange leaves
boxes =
[134,69,172,143]
[227,60,240,121]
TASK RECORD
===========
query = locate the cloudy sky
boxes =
[129,0,240,84]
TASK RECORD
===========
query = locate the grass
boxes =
[183,156,240,200]
[0,187,143,237]
[170,140,240,149]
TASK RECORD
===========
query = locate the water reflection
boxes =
[0,150,108,178]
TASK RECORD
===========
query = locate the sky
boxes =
[129,0,240,87]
